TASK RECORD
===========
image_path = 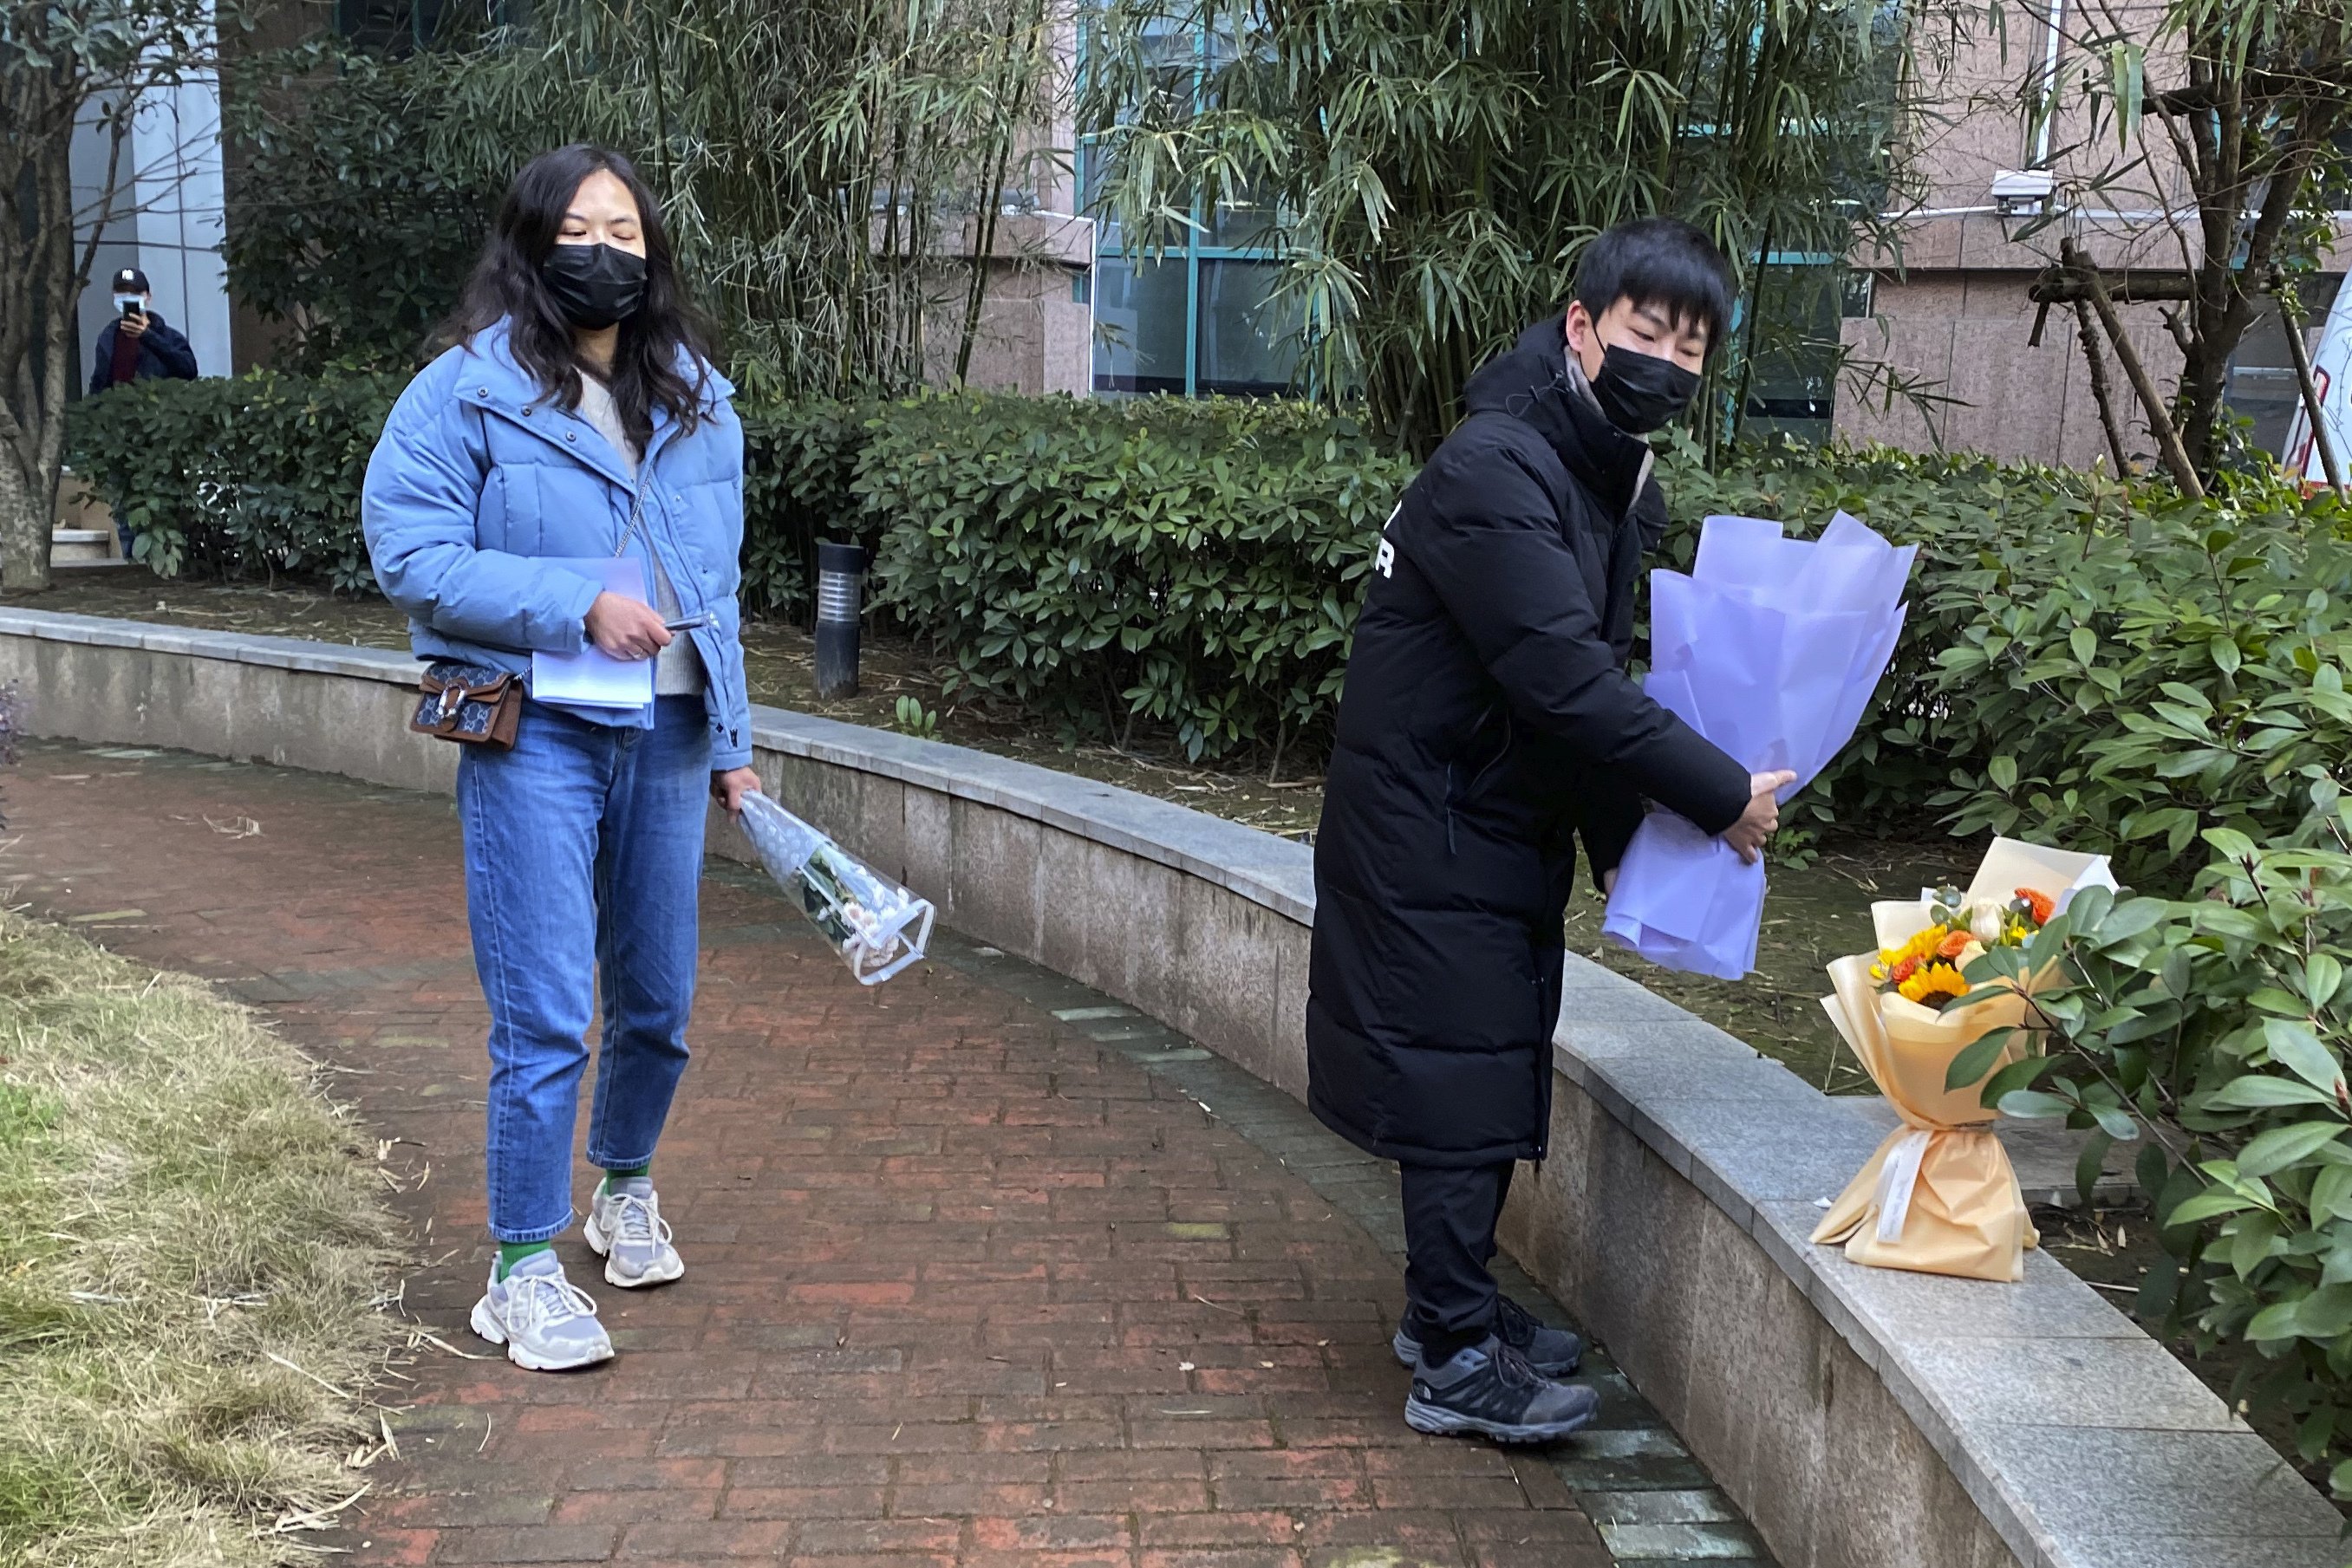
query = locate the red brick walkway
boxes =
[1,741,1676,1568]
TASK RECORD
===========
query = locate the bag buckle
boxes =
[437,684,466,722]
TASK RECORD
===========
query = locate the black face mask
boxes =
[1590,343,1702,434]
[540,242,647,330]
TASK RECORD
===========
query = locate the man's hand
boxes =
[1721,771,1797,865]
[119,312,147,340]
[711,767,762,817]
[584,591,672,660]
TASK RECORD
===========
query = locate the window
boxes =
[2225,277,2344,456]
[335,0,520,53]
[1078,10,1299,398]
[1734,257,1845,446]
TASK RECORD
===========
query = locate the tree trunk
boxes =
[0,447,55,595]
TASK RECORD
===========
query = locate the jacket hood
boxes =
[454,318,734,413]
[1463,316,1653,517]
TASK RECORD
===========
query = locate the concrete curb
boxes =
[0,607,2335,1568]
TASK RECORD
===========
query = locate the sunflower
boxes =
[1898,962,1969,1005]
[1878,926,1947,973]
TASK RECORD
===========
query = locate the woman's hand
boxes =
[585,591,672,660]
[711,767,762,817]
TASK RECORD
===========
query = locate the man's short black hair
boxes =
[1573,218,1735,355]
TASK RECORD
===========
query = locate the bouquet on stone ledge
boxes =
[1810,837,2116,1282]
[739,792,935,986]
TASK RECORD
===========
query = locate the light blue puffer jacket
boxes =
[361,319,753,770]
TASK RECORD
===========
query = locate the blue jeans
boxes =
[459,695,712,1242]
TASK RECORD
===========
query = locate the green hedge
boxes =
[68,373,401,592]
[850,394,1411,761]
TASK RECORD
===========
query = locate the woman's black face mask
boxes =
[1591,343,1702,435]
[541,242,647,330]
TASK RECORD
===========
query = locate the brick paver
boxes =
[3,739,1768,1567]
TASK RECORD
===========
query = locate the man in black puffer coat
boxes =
[1308,219,1792,1442]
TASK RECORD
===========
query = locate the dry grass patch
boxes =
[0,914,401,1567]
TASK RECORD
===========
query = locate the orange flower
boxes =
[1887,955,1920,986]
[2016,887,2054,926]
[1936,928,1974,960]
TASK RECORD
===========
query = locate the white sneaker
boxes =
[585,1175,685,1289]
[469,1250,614,1371]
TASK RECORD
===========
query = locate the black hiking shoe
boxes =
[1392,1295,1584,1377]
[1403,1335,1599,1443]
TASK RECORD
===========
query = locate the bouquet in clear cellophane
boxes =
[739,793,935,986]
[1809,838,2116,1282]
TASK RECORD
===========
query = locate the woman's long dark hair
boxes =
[445,145,713,449]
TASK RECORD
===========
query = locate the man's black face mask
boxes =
[541,243,648,330]
[1591,343,1702,435]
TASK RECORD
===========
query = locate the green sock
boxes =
[496,1239,553,1281]
[605,1163,651,1184]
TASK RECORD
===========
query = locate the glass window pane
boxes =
[1196,258,1299,398]
[1742,264,1840,445]
[1093,254,1190,395]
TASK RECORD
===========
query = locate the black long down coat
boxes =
[1306,317,1754,1168]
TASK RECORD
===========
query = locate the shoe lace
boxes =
[508,1270,600,1333]
[1489,1338,1548,1393]
[1495,1295,1536,1342]
[605,1188,673,1251]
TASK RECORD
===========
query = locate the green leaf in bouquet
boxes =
[1945,1030,2013,1092]
[2238,1122,2349,1178]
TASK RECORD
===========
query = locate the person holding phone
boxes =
[362,145,760,1373]
[87,267,199,394]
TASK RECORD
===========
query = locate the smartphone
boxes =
[119,298,144,320]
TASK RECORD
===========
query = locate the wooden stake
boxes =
[2064,238,2205,499]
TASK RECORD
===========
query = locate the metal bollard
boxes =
[813,541,865,699]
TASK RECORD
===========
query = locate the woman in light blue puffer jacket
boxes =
[362,145,759,1373]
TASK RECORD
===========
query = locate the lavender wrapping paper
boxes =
[1601,513,1916,979]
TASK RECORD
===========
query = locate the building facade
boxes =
[1836,3,2350,466]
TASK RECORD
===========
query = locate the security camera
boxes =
[1992,168,2058,218]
